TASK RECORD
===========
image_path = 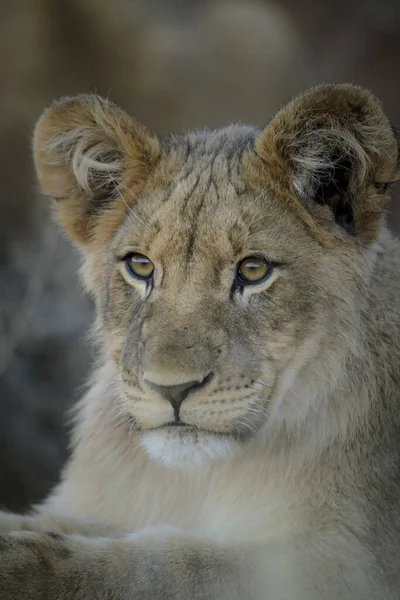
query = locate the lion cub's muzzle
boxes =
[144,373,214,422]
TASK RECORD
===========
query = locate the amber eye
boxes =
[236,256,272,284]
[125,253,154,281]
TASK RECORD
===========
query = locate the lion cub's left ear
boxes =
[33,95,160,245]
[253,84,399,242]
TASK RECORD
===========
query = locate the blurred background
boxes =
[1,0,400,512]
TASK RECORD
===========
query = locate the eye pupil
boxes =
[237,256,271,284]
[125,253,154,280]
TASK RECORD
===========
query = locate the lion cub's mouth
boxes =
[150,421,212,434]
[144,420,237,441]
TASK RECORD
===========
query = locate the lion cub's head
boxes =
[33,85,398,468]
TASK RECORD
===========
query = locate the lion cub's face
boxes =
[104,134,322,466]
[34,86,398,467]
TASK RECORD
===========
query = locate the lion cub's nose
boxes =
[145,376,211,420]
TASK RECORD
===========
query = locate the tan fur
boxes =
[1,84,400,599]
[34,95,161,245]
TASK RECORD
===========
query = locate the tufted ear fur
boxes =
[33,95,160,245]
[254,84,399,242]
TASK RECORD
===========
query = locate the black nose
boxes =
[145,376,210,420]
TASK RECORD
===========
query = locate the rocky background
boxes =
[1,0,400,511]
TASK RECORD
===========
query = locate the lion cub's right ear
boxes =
[33,95,160,245]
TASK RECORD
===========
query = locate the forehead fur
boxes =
[110,125,309,268]
[91,125,261,258]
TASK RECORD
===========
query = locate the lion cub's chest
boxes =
[55,424,310,543]
[117,455,306,544]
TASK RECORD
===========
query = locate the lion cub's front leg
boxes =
[0,509,118,537]
[0,525,258,599]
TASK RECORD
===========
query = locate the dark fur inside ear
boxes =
[313,155,356,234]
[390,123,400,167]
[254,84,399,242]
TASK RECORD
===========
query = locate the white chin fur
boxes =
[139,429,236,469]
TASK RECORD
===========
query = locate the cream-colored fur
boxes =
[1,84,400,599]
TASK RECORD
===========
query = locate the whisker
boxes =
[235,417,258,437]
[113,416,131,429]
[253,379,273,389]
[247,401,270,414]
[245,405,270,419]
[106,174,149,231]
[285,387,320,413]
[114,182,147,227]
[310,365,337,389]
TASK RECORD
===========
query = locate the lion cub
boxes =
[1,84,400,599]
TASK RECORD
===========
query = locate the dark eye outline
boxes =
[124,253,155,282]
[235,255,273,286]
